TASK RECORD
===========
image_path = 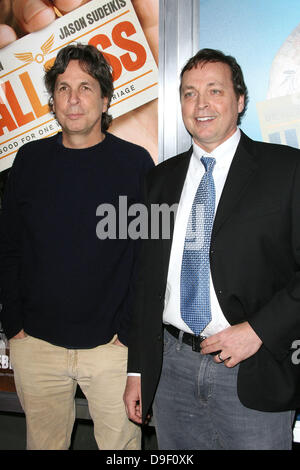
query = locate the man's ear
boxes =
[51,97,55,114]
[102,96,109,113]
[238,94,245,114]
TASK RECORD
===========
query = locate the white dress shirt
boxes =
[163,128,241,336]
[128,129,242,375]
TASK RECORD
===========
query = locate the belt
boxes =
[164,323,206,353]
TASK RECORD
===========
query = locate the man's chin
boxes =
[61,125,86,135]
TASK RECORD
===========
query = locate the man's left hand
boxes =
[113,337,126,347]
[200,321,263,367]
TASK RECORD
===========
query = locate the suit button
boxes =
[218,290,223,295]
[210,249,215,254]
[157,335,162,341]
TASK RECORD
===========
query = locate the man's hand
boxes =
[200,321,263,368]
[113,336,126,347]
[12,329,27,339]
[108,0,159,160]
[131,0,158,64]
[123,375,142,424]
[0,0,158,57]
[0,0,90,48]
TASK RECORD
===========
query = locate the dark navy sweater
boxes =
[0,132,154,348]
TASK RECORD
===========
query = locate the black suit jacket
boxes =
[128,131,300,423]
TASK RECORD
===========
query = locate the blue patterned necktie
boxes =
[180,155,216,335]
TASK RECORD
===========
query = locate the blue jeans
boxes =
[153,329,294,450]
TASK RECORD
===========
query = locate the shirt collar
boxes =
[192,128,241,169]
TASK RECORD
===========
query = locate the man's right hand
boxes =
[12,329,27,339]
[123,375,142,424]
[0,0,91,48]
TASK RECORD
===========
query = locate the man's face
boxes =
[180,61,244,153]
[53,60,108,147]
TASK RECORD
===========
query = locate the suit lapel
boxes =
[160,147,192,282]
[212,133,258,239]
[158,135,259,277]
[160,147,193,207]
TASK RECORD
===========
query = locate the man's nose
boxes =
[196,94,209,109]
[68,90,80,104]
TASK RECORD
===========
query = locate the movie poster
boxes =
[0,0,158,171]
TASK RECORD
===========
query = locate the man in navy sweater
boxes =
[0,44,154,450]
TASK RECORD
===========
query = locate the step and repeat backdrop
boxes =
[199,0,300,149]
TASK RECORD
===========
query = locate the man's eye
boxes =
[211,89,221,95]
[184,91,195,98]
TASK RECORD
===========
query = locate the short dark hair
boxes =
[180,48,248,125]
[44,44,114,132]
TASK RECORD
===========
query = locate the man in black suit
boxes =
[124,49,300,449]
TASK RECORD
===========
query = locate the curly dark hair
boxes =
[44,43,114,132]
[180,48,248,125]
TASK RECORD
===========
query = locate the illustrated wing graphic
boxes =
[41,34,54,55]
[14,52,34,64]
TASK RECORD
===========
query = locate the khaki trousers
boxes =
[9,334,140,450]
